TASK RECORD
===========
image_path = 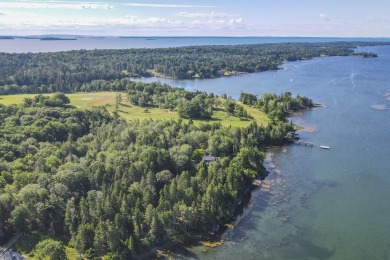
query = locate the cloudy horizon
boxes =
[1,0,390,37]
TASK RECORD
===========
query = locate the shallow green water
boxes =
[135,46,390,259]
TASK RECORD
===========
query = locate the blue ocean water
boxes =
[134,45,390,260]
[0,36,389,53]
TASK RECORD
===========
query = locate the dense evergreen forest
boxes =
[0,41,385,95]
[0,88,313,258]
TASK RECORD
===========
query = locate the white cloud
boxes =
[229,18,242,24]
[0,8,247,36]
[0,1,221,35]
[0,1,114,10]
[123,3,215,8]
[0,10,183,30]
[0,1,215,12]
[319,13,330,21]
[176,11,229,19]
[144,17,167,24]
[175,11,243,26]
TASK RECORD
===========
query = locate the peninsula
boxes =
[0,41,388,95]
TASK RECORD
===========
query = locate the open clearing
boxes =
[0,92,270,127]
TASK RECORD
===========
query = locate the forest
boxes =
[0,41,386,95]
[0,41,320,258]
[0,88,313,258]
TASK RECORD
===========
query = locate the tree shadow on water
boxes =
[281,236,335,260]
[167,245,200,259]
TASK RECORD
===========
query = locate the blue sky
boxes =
[0,0,390,36]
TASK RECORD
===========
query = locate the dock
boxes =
[294,141,331,150]
[261,181,271,192]
[294,141,314,147]
[252,179,262,186]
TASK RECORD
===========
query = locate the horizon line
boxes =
[2,35,390,39]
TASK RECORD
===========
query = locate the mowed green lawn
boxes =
[0,92,117,108]
[0,92,270,127]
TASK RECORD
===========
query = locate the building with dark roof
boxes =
[202,154,218,163]
[1,250,25,260]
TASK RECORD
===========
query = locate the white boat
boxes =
[320,146,330,149]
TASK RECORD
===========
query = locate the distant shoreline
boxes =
[40,37,77,41]
[1,36,390,54]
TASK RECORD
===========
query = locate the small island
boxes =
[353,52,378,58]
[40,37,77,41]
[0,36,15,40]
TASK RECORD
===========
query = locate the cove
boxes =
[133,45,390,259]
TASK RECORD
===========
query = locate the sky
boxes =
[0,0,390,37]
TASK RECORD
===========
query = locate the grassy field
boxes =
[0,92,270,127]
[0,92,117,107]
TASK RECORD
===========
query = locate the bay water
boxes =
[134,45,390,259]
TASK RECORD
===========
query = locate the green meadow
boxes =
[0,92,270,127]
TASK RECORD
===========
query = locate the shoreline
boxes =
[179,148,286,258]
[136,99,317,259]
[137,144,298,259]
[168,106,316,257]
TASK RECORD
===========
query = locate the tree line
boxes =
[126,81,215,119]
[0,41,387,95]
[239,91,313,121]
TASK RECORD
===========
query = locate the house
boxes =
[0,250,25,260]
[202,154,218,163]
